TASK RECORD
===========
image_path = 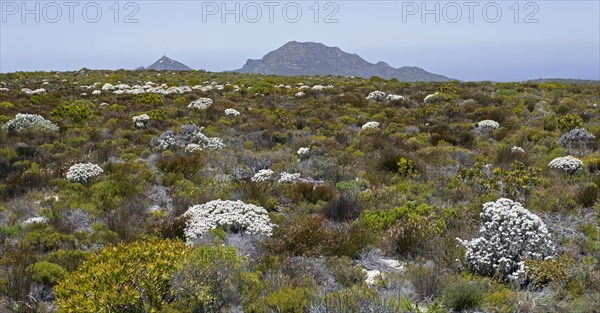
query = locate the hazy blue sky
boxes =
[1,0,599,81]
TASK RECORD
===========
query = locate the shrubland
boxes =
[0,71,599,312]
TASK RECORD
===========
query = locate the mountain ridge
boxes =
[235,41,452,82]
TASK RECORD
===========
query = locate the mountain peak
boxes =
[236,41,450,82]
[144,55,192,71]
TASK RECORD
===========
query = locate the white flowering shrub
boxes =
[457,198,555,283]
[478,119,500,129]
[548,156,584,174]
[101,83,115,90]
[91,90,101,95]
[251,169,274,182]
[21,88,46,95]
[2,113,59,132]
[278,172,301,184]
[295,92,306,98]
[183,200,274,242]
[423,92,439,103]
[297,147,310,156]
[188,98,213,110]
[361,121,380,130]
[66,163,103,183]
[184,143,202,153]
[151,125,225,151]
[132,114,150,128]
[386,94,405,101]
[21,217,49,226]
[311,85,326,91]
[224,108,240,116]
[366,91,386,101]
[511,146,525,154]
[557,128,596,149]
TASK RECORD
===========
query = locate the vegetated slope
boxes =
[0,71,599,312]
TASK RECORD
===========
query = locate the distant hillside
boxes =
[236,41,451,81]
[138,55,192,71]
[235,41,452,82]
[525,78,600,85]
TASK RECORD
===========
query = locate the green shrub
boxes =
[30,261,66,285]
[134,93,163,106]
[169,245,259,313]
[442,278,485,311]
[54,238,189,312]
[525,256,575,287]
[557,114,583,130]
[51,100,94,122]
[397,157,419,177]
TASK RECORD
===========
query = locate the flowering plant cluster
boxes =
[557,128,596,149]
[511,146,525,154]
[188,98,213,110]
[423,92,439,103]
[21,216,49,226]
[66,163,104,183]
[21,88,46,95]
[386,94,405,101]
[548,156,584,174]
[152,125,225,151]
[251,169,274,182]
[183,200,274,243]
[2,113,59,132]
[366,91,386,101]
[132,114,150,128]
[278,172,302,184]
[297,147,310,156]
[457,198,555,283]
[478,120,500,129]
[224,108,240,116]
[361,121,380,130]
[295,92,306,98]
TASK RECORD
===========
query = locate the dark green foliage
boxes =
[442,278,485,311]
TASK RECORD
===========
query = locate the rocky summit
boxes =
[139,55,192,71]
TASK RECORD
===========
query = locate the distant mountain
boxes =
[139,55,192,71]
[524,78,600,85]
[235,41,451,82]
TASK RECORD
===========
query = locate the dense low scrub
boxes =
[0,70,599,312]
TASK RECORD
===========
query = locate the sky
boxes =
[1,0,599,81]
